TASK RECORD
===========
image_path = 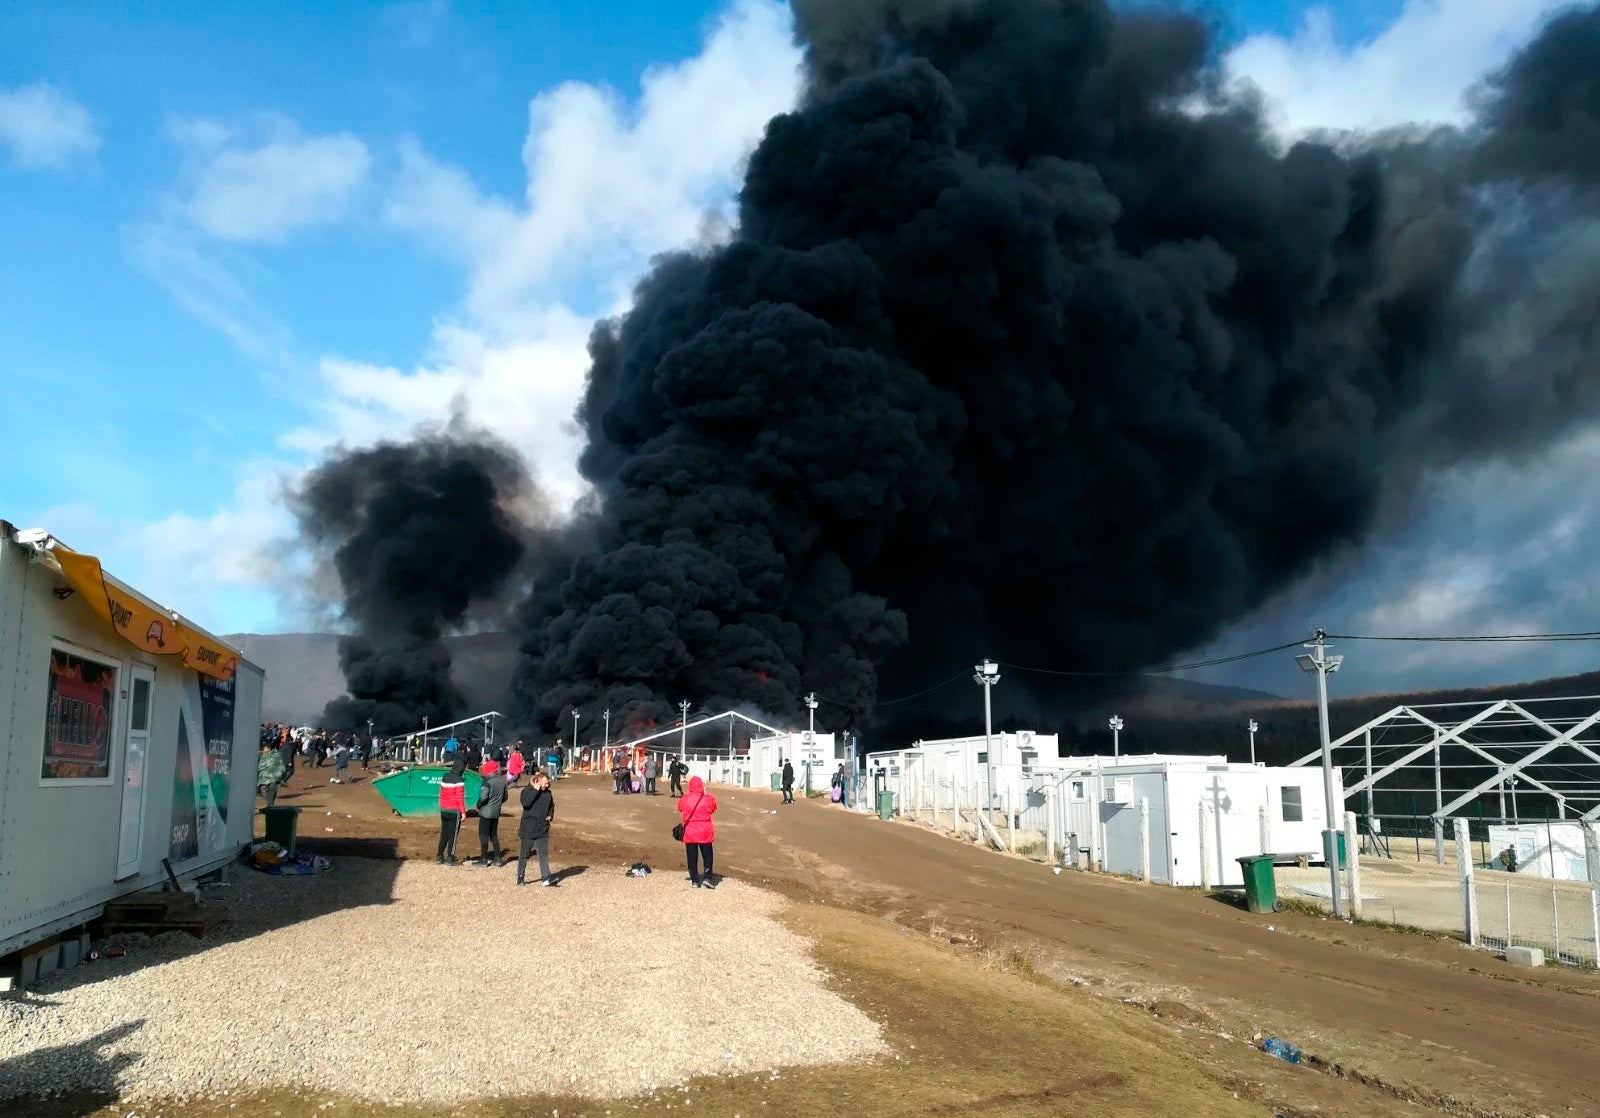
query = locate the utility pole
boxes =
[422,715,429,762]
[571,709,580,769]
[1247,719,1258,765]
[1296,629,1346,920]
[602,708,610,769]
[1109,715,1124,759]
[974,660,999,810]
[679,700,690,761]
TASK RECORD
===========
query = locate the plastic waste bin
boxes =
[1322,830,1347,869]
[771,772,781,791]
[877,790,894,821]
[263,806,302,857]
[743,771,752,789]
[1236,855,1283,913]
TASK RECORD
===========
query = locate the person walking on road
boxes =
[677,775,719,888]
[644,755,658,795]
[781,760,795,804]
[831,764,847,806]
[257,743,286,809]
[437,753,467,865]
[518,770,556,886]
[475,758,508,867]
[669,757,686,798]
[330,738,351,784]
[507,742,526,786]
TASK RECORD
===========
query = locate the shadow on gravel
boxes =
[549,865,587,884]
[35,844,403,996]
[0,1021,141,1116]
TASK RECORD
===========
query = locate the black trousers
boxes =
[670,775,683,797]
[645,776,657,794]
[686,842,714,883]
[438,811,462,860]
[782,785,794,803]
[518,835,550,882]
[478,816,501,862]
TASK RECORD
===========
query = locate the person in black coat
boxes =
[518,771,556,886]
[781,760,795,804]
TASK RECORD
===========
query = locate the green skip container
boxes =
[372,765,484,817]
[877,790,894,822]
[1236,855,1283,913]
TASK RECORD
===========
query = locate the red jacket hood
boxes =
[687,775,705,795]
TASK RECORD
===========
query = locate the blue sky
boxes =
[1,0,1586,695]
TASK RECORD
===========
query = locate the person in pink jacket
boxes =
[677,775,719,889]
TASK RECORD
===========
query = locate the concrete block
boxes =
[1505,946,1545,967]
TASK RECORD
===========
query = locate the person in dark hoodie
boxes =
[518,769,556,886]
[781,759,795,805]
[475,758,507,867]
[437,753,467,865]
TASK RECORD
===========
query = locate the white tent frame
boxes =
[1289,696,1600,834]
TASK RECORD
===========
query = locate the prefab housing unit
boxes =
[0,525,264,958]
[868,730,1060,811]
[1052,754,1343,888]
[749,731,842,788]
[1485,823,1595,882]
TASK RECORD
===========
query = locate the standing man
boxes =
[644,754,658,796]
[518,770,556,886]
[669,756,686,798]
[437,752,467,865]
[831,763,847,806]
[781,759,795,805]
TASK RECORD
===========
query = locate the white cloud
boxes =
[385,0,801,323]
[124,222,285,359]
[0,82,99,170]
[168,113,371,242]
[310,0,801,514]
[1224,0,1569,137]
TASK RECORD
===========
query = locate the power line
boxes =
[1330,630,1600,643]
[1001,638,1306,678]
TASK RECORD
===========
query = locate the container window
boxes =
[1070,780,1086,800]
[130,677,152,733]
[42,646,119,781]
[1281,785,1304,822]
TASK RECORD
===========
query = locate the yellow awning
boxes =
[53,545,237,681]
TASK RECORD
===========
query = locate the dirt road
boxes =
[282,765,1600,1116]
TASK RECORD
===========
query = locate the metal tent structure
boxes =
[1289,695,1600,859]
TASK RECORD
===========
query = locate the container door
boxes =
[116,665,155,879]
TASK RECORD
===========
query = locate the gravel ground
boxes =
[0,860,884,1105]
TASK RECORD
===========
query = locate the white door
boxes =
[116,666,155,879]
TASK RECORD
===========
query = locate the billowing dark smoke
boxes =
[499,0,1600,736]
[296,427,528,734]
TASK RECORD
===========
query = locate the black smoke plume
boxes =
[500,0,1600,738]
[296,427,528,734]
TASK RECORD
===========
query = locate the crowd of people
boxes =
[260,724,864,891]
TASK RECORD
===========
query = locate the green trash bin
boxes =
[770,772,782,792]
[877,790,894,821]
[743,771,752,789]
[1322,830,1347,869]
[1236,855,1282,913]
[263,806,301,857]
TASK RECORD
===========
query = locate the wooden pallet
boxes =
[102,892,229,938]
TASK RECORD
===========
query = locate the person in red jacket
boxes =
[677,775,719,889]
[437,755,467,865]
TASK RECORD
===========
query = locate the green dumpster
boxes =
[771,772,782,792]
[1236,855,1282,913]
[743,771,752,789]
[263,805,301,856]
[372,766,483,817]
[877,790,894,821]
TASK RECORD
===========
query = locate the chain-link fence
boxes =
[1474,870,1600,966]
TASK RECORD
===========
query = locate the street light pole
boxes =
[1247,719,1258,765]
[679,700,690,761]
[1108,715,1124,759]
[973,660,1000,809]
[603,708,611,771]
[571,709,579,773]
[1296,629,1346,920]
